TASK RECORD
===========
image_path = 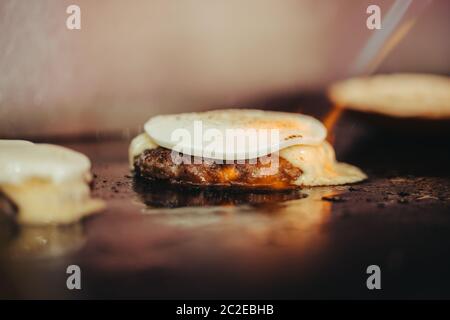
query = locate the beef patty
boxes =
[134,147,302,189]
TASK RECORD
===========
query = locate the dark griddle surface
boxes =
[1,98,450,299]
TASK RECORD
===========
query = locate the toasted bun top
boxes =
[328,73,450,119]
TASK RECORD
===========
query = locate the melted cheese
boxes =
[279,142,367,186]
[1,178,104,225]
[329,74,450,119]
[0,142,91,184]
[128,133,159,168]
[144,109,327,160]
[0,140,104,225]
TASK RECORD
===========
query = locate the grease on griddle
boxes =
[324,176,450,213]
[321,195,347,203]
[132,176,307,208]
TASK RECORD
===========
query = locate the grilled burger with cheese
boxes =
[129,109,366,189]
[0,140,104,225]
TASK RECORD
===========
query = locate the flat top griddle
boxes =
[1,97,450,299]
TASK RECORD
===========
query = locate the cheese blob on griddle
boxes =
[130,109,367,188]
[0,140,104,225]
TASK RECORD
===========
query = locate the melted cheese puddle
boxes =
[279,142,367,186]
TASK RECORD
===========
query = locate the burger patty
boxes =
[134,147,302,188]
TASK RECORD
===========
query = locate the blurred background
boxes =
[0,0,449,138]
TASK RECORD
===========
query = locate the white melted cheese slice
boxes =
[0,140,104,225]
[144,109,327,161]
[0,141,91,184]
